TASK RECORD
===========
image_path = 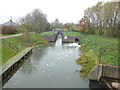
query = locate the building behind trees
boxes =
[1,19,18,34]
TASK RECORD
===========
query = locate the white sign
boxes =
[64,36,67,39]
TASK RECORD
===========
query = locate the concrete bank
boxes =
[41,35,57,42]
[89,64,120,81]
[89,64,120,89]
[0,47,33,79]
[62,36,82,43]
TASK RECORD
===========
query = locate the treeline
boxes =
[18,9,50,33]
[80,1,119,37]
[18,9,74,33]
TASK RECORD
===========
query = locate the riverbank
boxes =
[64,31,85,36]
[1,33,48,65]
[76,35,118,77]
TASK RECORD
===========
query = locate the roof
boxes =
[2,19,18,26]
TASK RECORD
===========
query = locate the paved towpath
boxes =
[0,34,23,39]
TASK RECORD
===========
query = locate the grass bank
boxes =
[39,31,56,35]
[64,31,85,36]
[76,35,118,77]
[1,33,48,65]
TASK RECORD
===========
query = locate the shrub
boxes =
[2,25,18,34]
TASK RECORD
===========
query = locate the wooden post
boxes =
[99,47,101,64]
[118,1,120,65]
[9,43,10,47]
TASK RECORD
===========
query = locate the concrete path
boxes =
[0,34,23,39]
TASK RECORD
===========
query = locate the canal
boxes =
[3,36,100,88]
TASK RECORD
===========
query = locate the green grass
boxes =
[37,30,85,36]
[53,28,62,31]
[39,31,56,35]
[64,31,85,36]
[28,33,48,44]
[80,35,118,65]
[1,33,48,65]
[2,37,26,65]
[2,45,17,65]
[76,35,118,77]
[0,42,2,66]
[4,37,26,50]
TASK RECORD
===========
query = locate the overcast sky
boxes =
[0,0,112,24]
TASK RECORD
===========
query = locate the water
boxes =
[3,37,99,88]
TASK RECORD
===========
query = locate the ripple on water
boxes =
[48,74,50,77]
[46,64,49,67]
[15,83,17,86]
[61,52,64,55]
[57,57,60,60]
[65,55,68,57]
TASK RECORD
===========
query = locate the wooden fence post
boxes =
[99,47,101,64]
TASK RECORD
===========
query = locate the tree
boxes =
[18,9,49,33]
[51,19,63,29]
[83,1,119,37]
[63,23,74,31]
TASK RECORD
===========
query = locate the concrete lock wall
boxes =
[89,64,120,81]
[89,64,103,81]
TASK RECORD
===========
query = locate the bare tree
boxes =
[18,9,49,33]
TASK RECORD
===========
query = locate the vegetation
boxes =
[75,1,119,77]
[79,2,119,37]
[51,19,63,29]
[18,9,49,33]
[0,42,2,66]
[76,47,99,77]
[76,35,118,77]
[39,31,56,35]
[1,34,48,65]
[64,31,85,36]
[2,25,18,34]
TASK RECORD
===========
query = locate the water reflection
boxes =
[19,57,37,74]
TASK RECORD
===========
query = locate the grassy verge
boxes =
[0,42,2,66]
[1,33,48,65]
[64,31,85,36]
[76,35,118,77]
[39,31,56,35]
